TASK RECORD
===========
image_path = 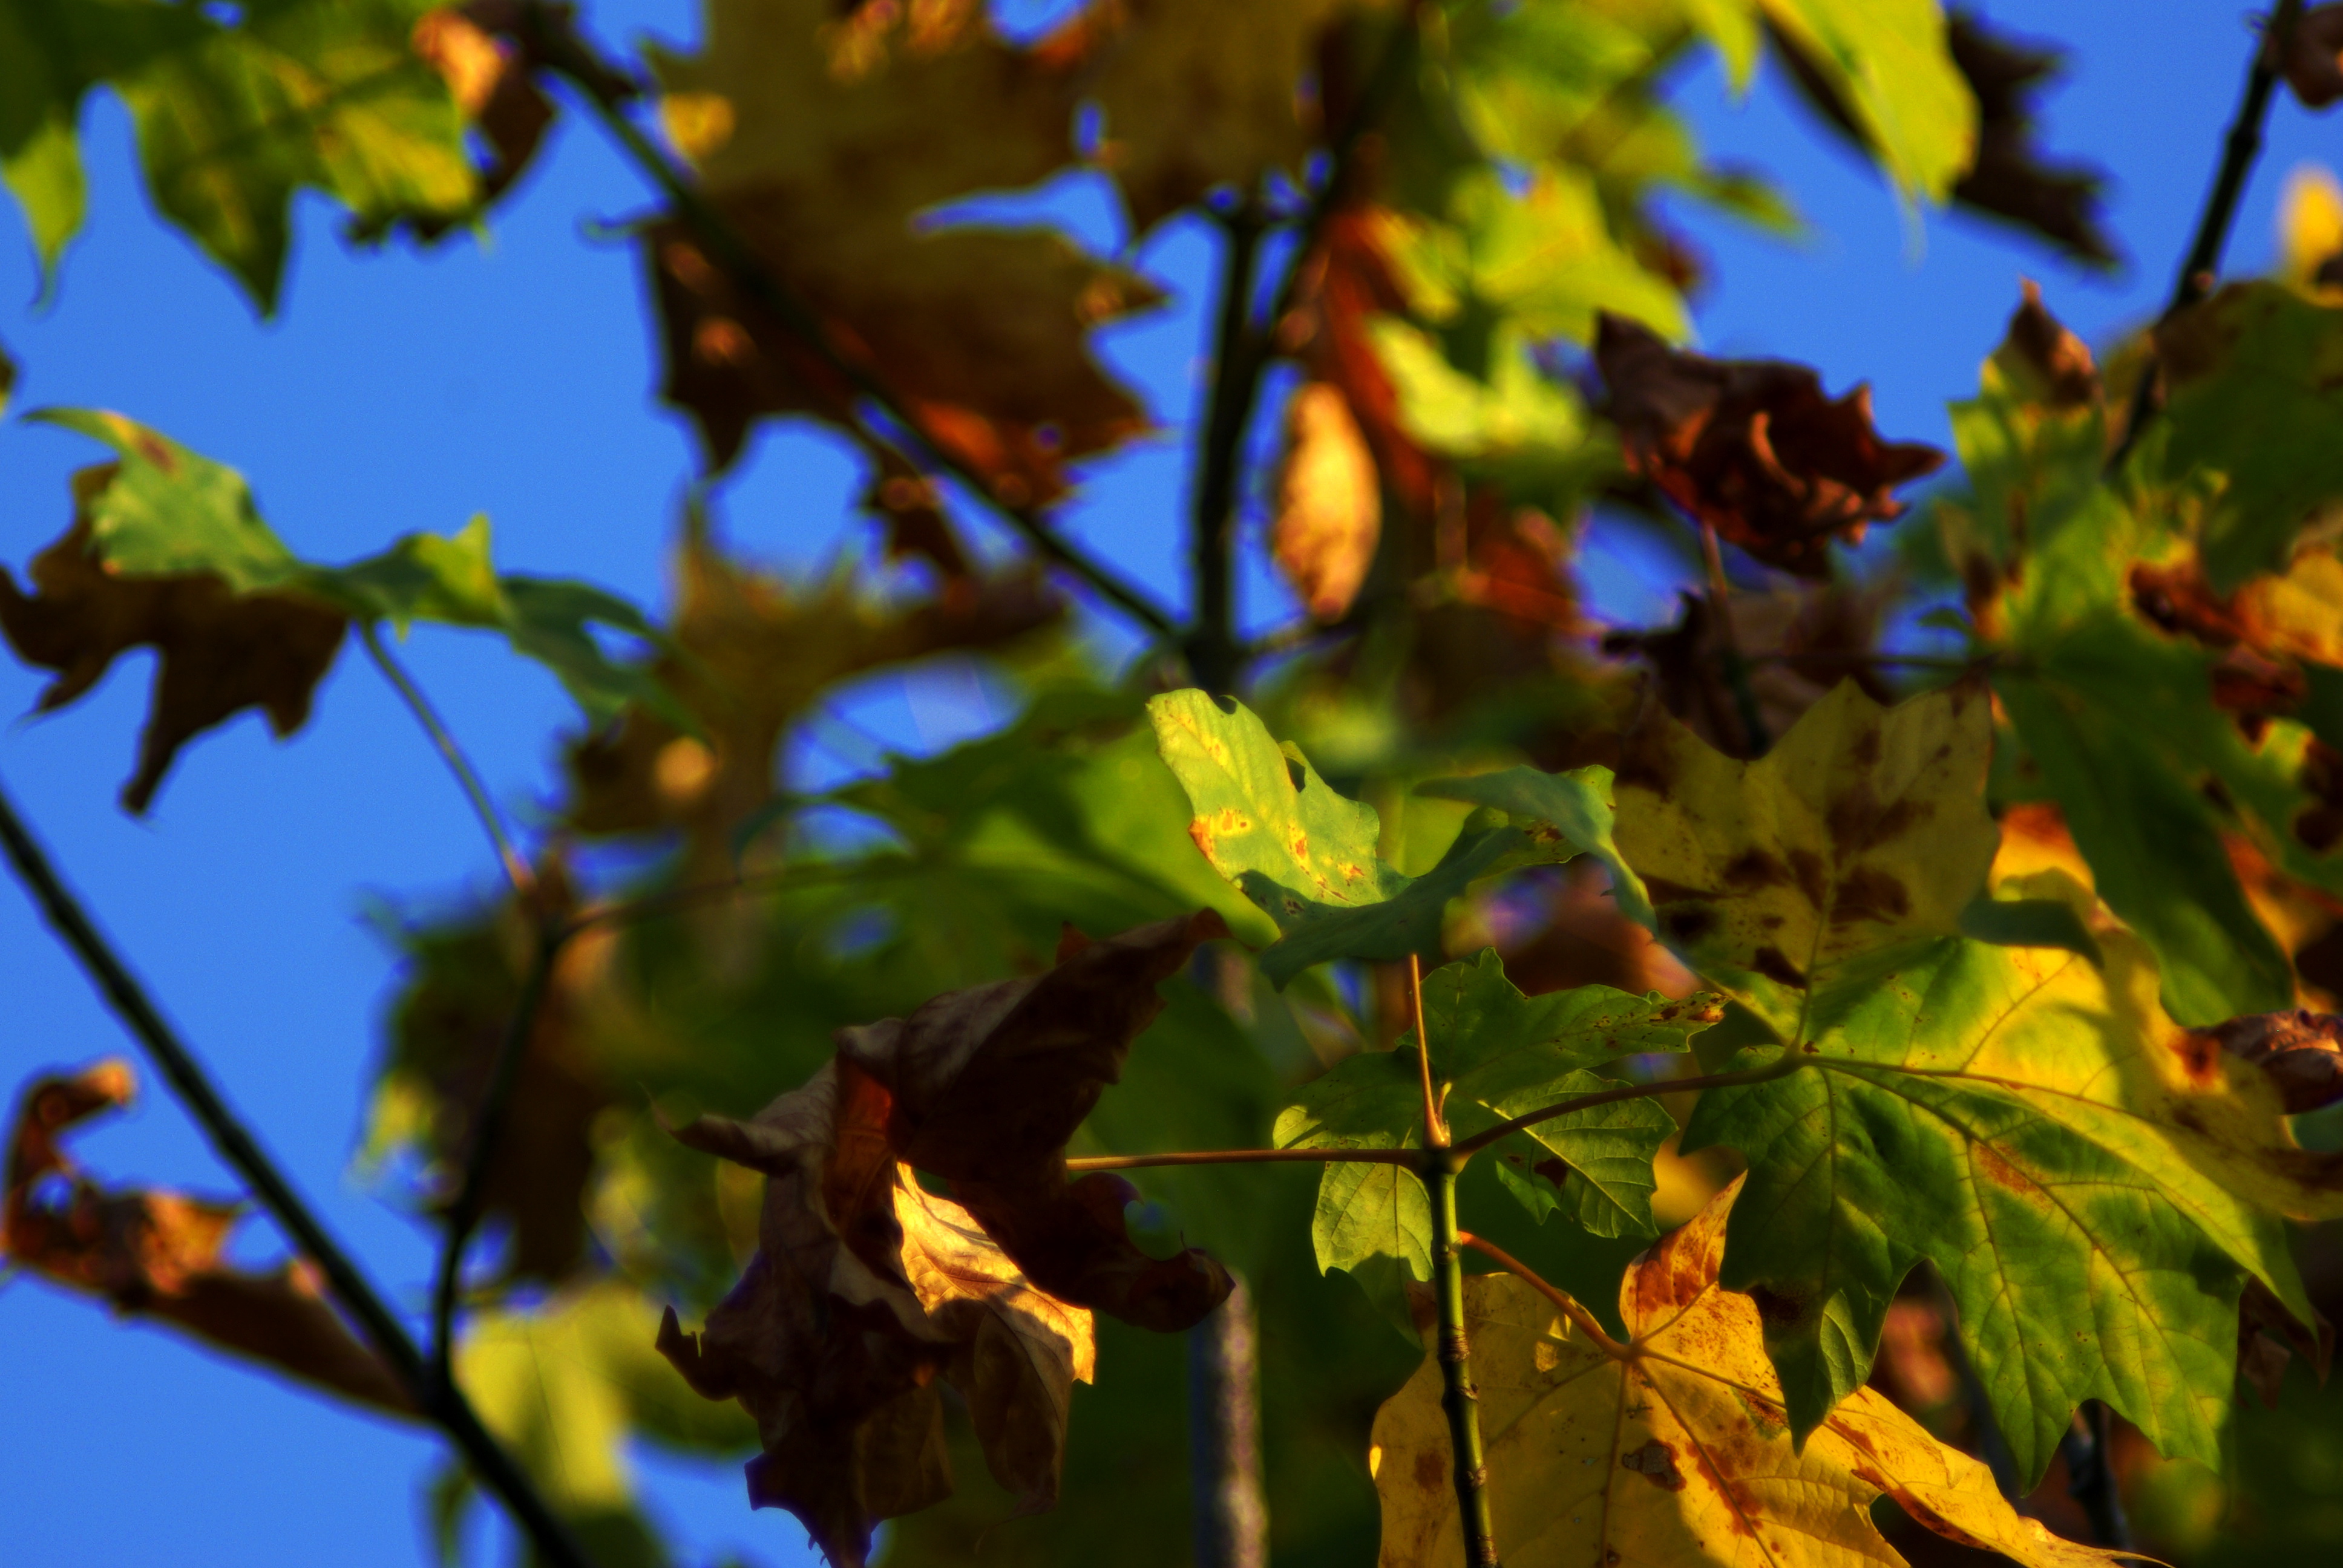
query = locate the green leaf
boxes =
[1149,690,1625,985]
[1611,679,2001,1037]
[2149,281,2343,592]
[30,407,680,729]
[0,0,478,309]
[1273,949,1718,1279]
[1956,893,2102,965]
[1417,763,1656,932]
[1758,0,1978,204]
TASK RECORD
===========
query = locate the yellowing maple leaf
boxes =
[1367,1178,2122,1568]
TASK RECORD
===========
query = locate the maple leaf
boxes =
[1276,949,1719,1285]
[1149,691,1651,985]
[647,0,1161,498]
[1595,315,1945,578]
[660,1057,1094,1568]
[1272,381,1383,623]
[1941,13,2119,269]
[1368,1178,2123,1568]
[0,466,347,814]
[3,1061,415,1418]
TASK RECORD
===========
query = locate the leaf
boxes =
[2,1060,416,1419]
[1274,949,1719,1280]
[2146,281,2343,592]
[647,0,1161,495]
[2281,3,2343,108]
[1757,0,1978,205]
[0,465,347,813]
[0,410,680,808]
[1596,314,1945,577]
[0,0,487,309]
[2204,1010,2343,1114]
[1271,381,1383,624]
[1148,690,1627,985]
[1939,12,2117,268]
[659,1048,1103,1568]
[1416,766,1656,933]
[1610,679,1999,1037]
[1366,1178,2123,1568]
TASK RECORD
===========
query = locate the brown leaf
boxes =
[1286,206,1441,523]
[863,448,973,582]
[0,471,348,812]
[410,5,557,226]
[1049,0,1377,233]
[2281,4,2343,109]
[2203,1008,2343,1114]
[1942,14,2119,270]
[1271,381,1383,621]
[1595,315,1945,578]
[565,540,1061,875]
[660,1054,1095,1568]
[2,1062,416,1418]
[648,0,1161,498]
[1993,279,2101,410]
[836,909,1234,1331]
[2237,1275,2335,1406]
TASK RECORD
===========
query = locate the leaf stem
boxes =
[429,924,568,1387]
[2110,0,2304,469]
[0,779,598,1568]
[1412,953,1449,1148]
[1428,1149,1502,1566]
[1455,1231,1630,1359]
[1064,1146,1421,1172]
[358,622,531,897]
[523,10,1178,642]
[1186,200,1270,694]
[1451,1057,1805,1157]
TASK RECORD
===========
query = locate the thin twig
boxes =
[1427,1146,1501,1566]
[520,9,1178,642]
[1452,1057,1805,1157]
[0,779,597,1568]
[1455,1232,1630,1359]
[359,622,531,897]
[2060,1401,2135,1549]
[430,925,567,1385]
[1186,200,1271,694]
[1065,1146,1421,1172]
[1411,953,1449,1148]
[2109,0,2305,471]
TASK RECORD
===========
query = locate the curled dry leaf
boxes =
[1368,1178,2121,1568]
[1272,381,1383,622]
[1942,15,2119,269]
[661,1057,1095,1568]
[0,468,347,813]
[1994,279,2101,410]
[2203,1009,2343,1114]
[1595,315,1945,578]
[2,1061,415,1418]
[2281,3,2343,109]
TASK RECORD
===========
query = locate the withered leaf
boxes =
[1942,13,2119,269]
[2281,3,2343,109]
[406,4,557,232]
[660,1056,1095,1568]
[1271,380,1383,622]
[2204,1008,2343,1114]
[0,469,347,813]
[1595,315,1944,578]
[835,909,1234,1330]
[3,1061,414,1418]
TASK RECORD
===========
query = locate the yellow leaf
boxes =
[2278,163,2343,290]
[1272,381,1382,622]
[1367,1179,2123,1568]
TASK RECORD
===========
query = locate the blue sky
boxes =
[1,2,2333,1563]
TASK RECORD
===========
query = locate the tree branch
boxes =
[0,779,598,1568]
[521,10,1178,643]
[430,924,567,1386]
[359,622,531,897]
[1450,1057,1805,1157]
[1455,1231,1629,1359]
[1427,1147,1501,1566]
[1186,200,1270,694]
[1064,1146,1420,1172]
[2110,0,2305,469]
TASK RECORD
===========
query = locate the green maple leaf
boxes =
[1273,949,1720,1283]
[1618,681,2330,1486]
[1,0,479,309]
[1148,689,1645,985]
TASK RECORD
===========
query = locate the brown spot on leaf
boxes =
[1663,906,1720,946]
[1723,849,1792,890]
[1788,849,1829,910]
[1412,1447,1445,1495]
[1748,1285,1809,1329]
[1830,867,1911,926]
[1621,1439,1686,1489]
[1751,946,1807,988]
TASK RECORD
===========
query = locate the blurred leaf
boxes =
[1272,381,1383,624]
[1150,690,1624,984]
[0,409,681,809]
[1415,765,1656,932]
[3,1060,417,1419]
[1940,11,2117,267]
[0,0,488,309]
[1757,0,1979,204]
[1368,1178,2123,1568]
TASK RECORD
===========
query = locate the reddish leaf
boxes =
[0,471,347,813]
[1596,315,1944,578]
[2,1062,415,1418]
[1271,381,1382,622]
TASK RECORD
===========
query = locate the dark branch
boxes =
[1185,201,1270,694]
[0,779,598,1568]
